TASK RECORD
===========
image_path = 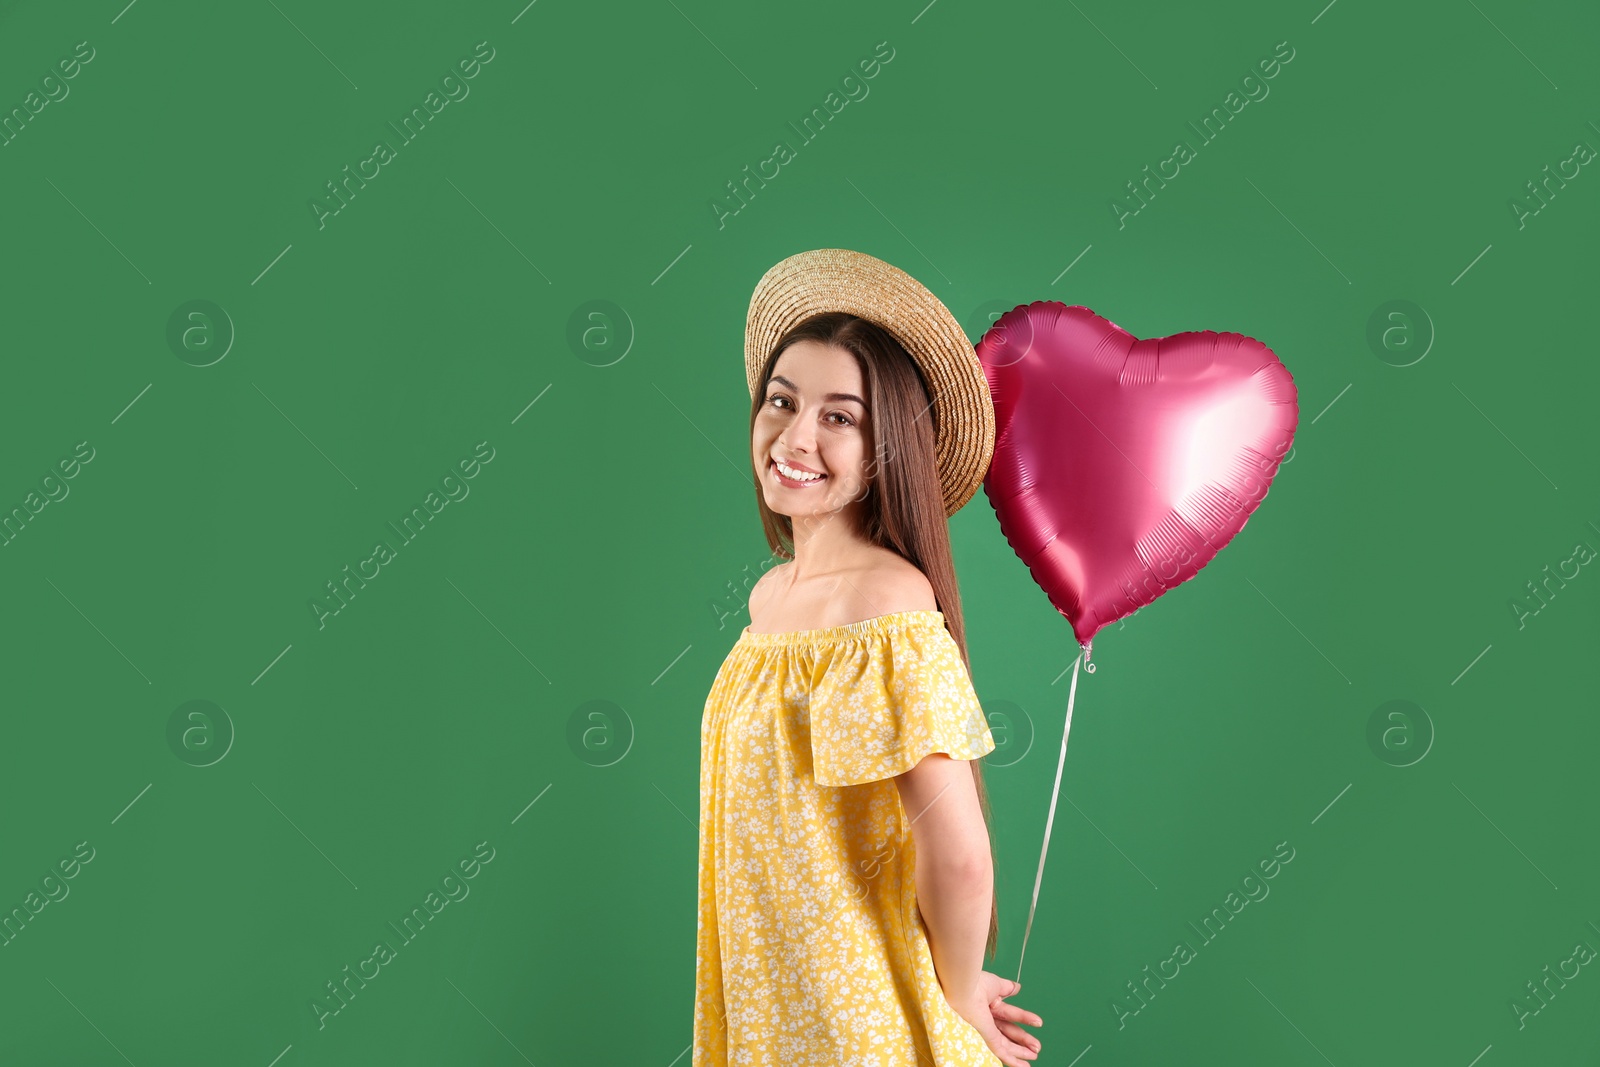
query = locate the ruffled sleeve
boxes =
[808,617,996,788]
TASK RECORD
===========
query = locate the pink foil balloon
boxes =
[978,302,1298,657]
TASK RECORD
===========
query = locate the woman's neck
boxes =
[788,505,874,582]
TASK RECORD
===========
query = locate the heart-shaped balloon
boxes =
[978,301,1298,656]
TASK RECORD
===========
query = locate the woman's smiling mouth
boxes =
[770,457,828,487]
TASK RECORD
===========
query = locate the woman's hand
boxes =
[946,970,1042,1066]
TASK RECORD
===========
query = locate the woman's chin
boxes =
[766,494,847,520]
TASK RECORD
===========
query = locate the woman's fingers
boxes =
[992,999,1043,1029]
[1003,1035,1038,1063]
[997,1019,1041,1052]
[976,1020,1034,1066]
[977,1014,1037,1064]
[982,973,1020,1002]
[992,1037,1035,1066]
[974,971,1042,1063]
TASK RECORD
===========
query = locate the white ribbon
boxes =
[1013,646,1088,985]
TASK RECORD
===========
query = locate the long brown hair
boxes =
[750,311,1001,960]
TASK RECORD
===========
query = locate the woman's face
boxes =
[752,339,873,522]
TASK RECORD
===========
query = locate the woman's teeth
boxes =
[773,459,825,484]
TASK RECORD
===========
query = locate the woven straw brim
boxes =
[744,249,996,517]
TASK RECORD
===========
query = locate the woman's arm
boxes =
[894,752,992,1004]
[896,753,1044,1065]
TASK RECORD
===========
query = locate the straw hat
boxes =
[744,248,996,517]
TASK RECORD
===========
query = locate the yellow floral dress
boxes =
[694,609,1002,1067]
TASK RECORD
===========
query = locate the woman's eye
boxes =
[763,395,853,425]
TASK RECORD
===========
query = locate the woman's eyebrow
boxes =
[769,375,866,406]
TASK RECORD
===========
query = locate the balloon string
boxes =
[1014,644,1085,986]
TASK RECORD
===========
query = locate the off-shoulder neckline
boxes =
[739,609,945,646]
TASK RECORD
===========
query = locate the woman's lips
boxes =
[770,458,827,488]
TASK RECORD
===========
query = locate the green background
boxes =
[2,0,1596,1063]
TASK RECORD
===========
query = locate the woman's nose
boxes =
[781,418,816,453]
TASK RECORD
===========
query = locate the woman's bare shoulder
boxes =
[749,561,789,616]
[850,549,937,615]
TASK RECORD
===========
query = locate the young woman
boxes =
[694,250,1044,1066]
